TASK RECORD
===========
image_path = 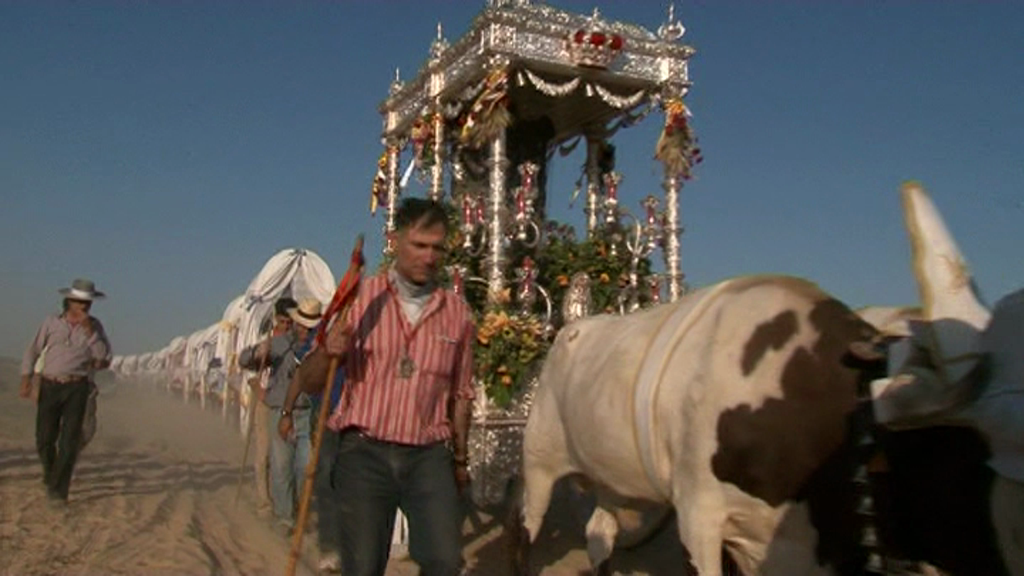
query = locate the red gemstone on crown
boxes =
[566,27,624,69]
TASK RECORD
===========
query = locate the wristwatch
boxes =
[280,407,292,417]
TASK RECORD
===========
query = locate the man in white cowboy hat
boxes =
[19,278,112,505]
[238,296,321,533]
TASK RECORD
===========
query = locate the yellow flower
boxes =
[599,273,611,284]
[501,374,513,387]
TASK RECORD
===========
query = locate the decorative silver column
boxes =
[662,172,682,301]
[430,111,445,201]
[584,136,602,237]
[385,141,401,255]
[383,68,404,256]
[485,129,508,303]
[428,24,448,201]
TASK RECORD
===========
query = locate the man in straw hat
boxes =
[19,278,112,506]
[249,296,298,518]
[239,296,321,533]
[279,303,347,573]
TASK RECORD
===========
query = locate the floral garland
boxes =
[593,84,646,110]
[474,309,551,408]
[443,212,655,407]
[654,98,703,180]
[458,69,511,149]
[370,150,389,214]
[410,112,438,171]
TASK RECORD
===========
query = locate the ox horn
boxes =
[901,181,990,383]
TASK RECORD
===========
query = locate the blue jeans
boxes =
[332,431,463,576]
[267,407,311,524]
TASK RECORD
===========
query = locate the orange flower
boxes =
[557,274,569,287]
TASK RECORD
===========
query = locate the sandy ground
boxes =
[0,357,684,575]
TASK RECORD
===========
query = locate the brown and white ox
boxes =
[509,275,1004,575]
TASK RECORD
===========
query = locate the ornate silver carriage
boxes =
[370,0,700,507]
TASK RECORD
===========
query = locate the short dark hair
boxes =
[394,198,449,232]
[62,298,92,312]
[274,297,298,316]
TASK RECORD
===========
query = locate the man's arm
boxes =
[278,346,334,440]
[88,317,112,370]
[238,336,273,371]
[19,321,49,398]
[20,320,49,378]
[277,362,305,441]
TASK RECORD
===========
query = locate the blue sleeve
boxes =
[330,367,344,411]
[296,330,315,359]
[300,329,343,409]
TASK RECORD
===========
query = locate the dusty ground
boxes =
[0,357,684,575]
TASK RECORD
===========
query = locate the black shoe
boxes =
[45,495,67,511]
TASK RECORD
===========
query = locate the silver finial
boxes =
[389,67,404,95]
[430,22,450,60]
[658,3,686,41]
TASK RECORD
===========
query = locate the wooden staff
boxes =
[234,392,256,507]
[287,235,364,576]
[235,340,271,507]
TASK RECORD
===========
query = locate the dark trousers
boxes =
[36,379,90,500]
[311,396,341,555]
[332,431,463,576]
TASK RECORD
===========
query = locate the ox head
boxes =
[713,295,1005,573]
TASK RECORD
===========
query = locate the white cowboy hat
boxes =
[58,278,106,301]
[288,298,323,329]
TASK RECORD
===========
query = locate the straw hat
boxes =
[288,298,323,329]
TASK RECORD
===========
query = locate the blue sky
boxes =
[2,1,1022,358]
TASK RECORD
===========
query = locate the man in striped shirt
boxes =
[325,198,475,576]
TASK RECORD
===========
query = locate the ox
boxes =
[509,275,1005,575]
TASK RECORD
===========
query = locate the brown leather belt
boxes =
[43,375,88,384]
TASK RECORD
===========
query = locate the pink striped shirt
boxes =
[326,273,476,445]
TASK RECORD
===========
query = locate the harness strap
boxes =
[631,281,734,500]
